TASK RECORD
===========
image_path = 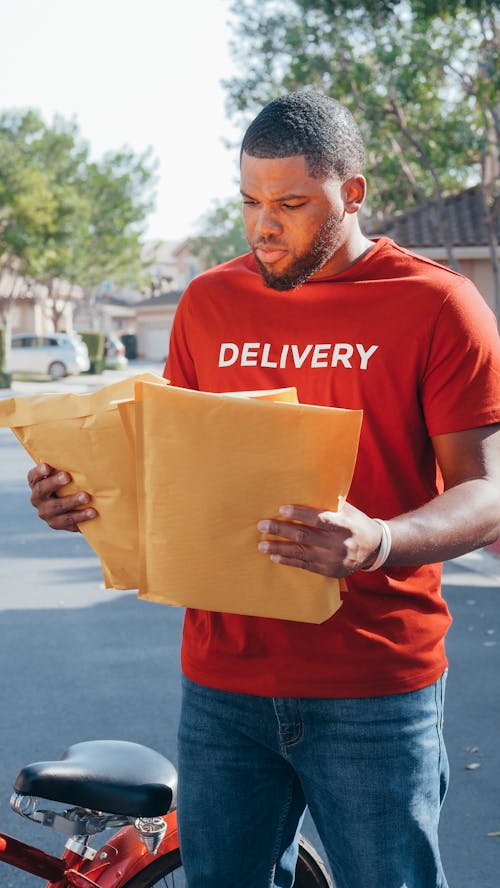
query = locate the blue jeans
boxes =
[177,672,449,888]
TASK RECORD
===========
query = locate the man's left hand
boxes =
[257,502,382,577]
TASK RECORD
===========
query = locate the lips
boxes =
[255,246,288,264]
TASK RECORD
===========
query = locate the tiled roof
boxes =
[369,185,499,248]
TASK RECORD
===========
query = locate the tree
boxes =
[0,110,157,330]
[70,146,158,330]
[224,0,499,305]
[188,198,249,268]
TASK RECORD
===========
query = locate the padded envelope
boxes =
[134,381,362,623]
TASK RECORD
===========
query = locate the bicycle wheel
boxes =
[120,848,183,887]
[295,834,334,887]
[120,834,333,887]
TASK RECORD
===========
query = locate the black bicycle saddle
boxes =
[13,739,177,817]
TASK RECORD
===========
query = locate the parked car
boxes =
[104,333,128,369]
[7,333,90,379]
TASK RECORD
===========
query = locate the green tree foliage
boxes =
[187,2,498,271]
[188,197,249,269]
[225,2,496,217]
[219,0,499,296]
[162,0,498,305]
[81,146,158,289]
[0,110,157,328]
[297,0,498,19]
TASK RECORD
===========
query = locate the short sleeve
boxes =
[422,279,500,436]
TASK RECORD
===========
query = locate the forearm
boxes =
[385,478,500,567]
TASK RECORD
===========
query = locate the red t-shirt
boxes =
[164,237,500,698]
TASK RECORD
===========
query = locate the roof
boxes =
[369,185,499,249]
[135,289,183,308]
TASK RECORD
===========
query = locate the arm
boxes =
[257,424,500,577]
[28,463,97,532]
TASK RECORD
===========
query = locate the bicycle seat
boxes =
[13,740,177,817]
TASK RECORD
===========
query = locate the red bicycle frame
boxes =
[0,810,179,887]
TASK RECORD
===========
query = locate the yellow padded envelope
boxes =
[134,382,362,623]
[0,380,300,594]
[0,373,169,590]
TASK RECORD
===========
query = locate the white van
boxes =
[7,333,90,379]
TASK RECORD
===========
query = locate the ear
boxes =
[341,176,366,214]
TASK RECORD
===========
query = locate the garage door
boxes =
[141,326,171,361]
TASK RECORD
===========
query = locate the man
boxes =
[29,92,500,887]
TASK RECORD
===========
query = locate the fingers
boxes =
[257,516,337,547]
[257,510,350,578]
[277,503,343,527]
[258,539,348,578]
[36,494,97,532]
[28,463,97,532]
[257,502,382,577]
[27,462,56,489]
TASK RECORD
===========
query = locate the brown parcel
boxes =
[115,385,302,582]
[0,378,299,593]
[133,381,362,624]
[0,373,169,590]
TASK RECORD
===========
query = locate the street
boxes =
[0,368,499,886]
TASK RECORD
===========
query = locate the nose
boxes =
[255,207,283,239]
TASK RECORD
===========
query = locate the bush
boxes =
[0,326,5,369]
[78,331,106,374]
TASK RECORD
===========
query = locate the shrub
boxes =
[0,327,12,388]
[79,331,106,374]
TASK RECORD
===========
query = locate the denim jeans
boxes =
[177,672,449,888]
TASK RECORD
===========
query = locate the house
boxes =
[108,240,201,360]
[113,240,201,360]
[0,265,84,335]
[141,239,202,293]
[1,239,201,360]
[134,290,183,361]
[368,185,499,318]
[73,294,137,339]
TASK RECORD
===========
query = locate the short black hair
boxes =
[241,90,365,181]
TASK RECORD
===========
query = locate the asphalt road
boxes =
[0,368,499,886]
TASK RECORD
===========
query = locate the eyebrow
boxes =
[240,190,307,201]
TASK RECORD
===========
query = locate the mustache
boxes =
[253,240,288,250]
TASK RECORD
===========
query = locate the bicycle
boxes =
[0,738,334,887]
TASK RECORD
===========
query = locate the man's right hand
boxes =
[28,463,97,532]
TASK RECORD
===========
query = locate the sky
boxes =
[1,0,243,241]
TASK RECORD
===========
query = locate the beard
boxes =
[253,212,344,291]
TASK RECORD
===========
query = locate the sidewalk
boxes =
[446,546,500,585]
[0,360,165,398]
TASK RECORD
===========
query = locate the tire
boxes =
[295,835,334,887]
[120,834,333,887]
[48,360,67,379]
[120,848,182,887]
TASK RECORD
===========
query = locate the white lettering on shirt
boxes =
[218,342,379,371]
[291,344,313,368]
[311,344,331,368]
[219,343,239,366]
[356,343,379,370]
[279,345,289,368]
[241,342,260,366]
[331,343,354,368]
[261,343,278,368]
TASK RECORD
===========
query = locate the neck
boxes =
[312,225,374,279]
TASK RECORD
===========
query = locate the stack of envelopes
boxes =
[0,376,362,623]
